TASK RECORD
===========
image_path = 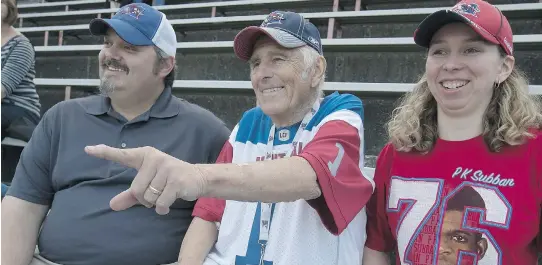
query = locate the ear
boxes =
[311,56,327,88]
[477,238,488,259]
[158,57,175,79]
[496,55,514,84]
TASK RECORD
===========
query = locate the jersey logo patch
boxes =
[278,129,290,141]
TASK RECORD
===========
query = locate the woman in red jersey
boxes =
[362,0,542,265]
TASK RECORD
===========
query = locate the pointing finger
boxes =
[85,144,145,170]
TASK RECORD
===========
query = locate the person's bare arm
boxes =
[178,217,218,265]
[85,145,322,214]
[2,196,49,265]
[362,247,391,265]
[200,156,321,203]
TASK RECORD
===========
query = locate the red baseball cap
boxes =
[413,0,513,55]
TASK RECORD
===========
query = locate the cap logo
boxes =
[261,12,285,27]
[117,4,144,19]
[503,37,513,53]
[451,3,480,17]
[307,36,319,47]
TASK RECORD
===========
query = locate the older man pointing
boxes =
[87,11,374,265]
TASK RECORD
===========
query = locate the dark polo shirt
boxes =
[7,86,230,265]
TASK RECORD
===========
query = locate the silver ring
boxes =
[148,185,162,195]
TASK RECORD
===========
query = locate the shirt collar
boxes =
[82,86,180,119]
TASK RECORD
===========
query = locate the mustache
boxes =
[102,59,130,74]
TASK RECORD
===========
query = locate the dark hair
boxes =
[164,65,176,88]
[446,185,485,241]
[2,0,18,26]
[153,46,176,88]
[446,185,486,212]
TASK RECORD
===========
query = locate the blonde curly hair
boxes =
[387,60,542,153]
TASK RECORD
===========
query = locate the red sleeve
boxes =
[297,119,374,235]
[539,216,542,252]
[192,140,233,222]
[365,143,396,252]
[532,131,542,253]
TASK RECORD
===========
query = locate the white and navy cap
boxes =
[89,3,177,58]
[234,11,323,61]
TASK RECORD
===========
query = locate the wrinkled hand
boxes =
[85,144,206,215]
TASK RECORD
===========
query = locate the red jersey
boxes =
[365,131,542,265]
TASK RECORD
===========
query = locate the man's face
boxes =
[438,210,488,265]
[249,37,317,123]
[98,29,161,99]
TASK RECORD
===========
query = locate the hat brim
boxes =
[89,18,153,46]
[414,10,499,49]
[234,26,306,61]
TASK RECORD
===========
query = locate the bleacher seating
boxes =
[16,4,542,46]
[1,137,29,147]
[30,35,542,56]
[5,0,542,167]
[3,77,539,148]
[32,78,542,97]
[2,1,542,263]
[16,0,346,27]
[18,0,105,13]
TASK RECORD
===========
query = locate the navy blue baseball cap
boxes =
[89,3,177,58]
[234,11,323,61]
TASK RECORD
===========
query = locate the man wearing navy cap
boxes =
[81,10,374,265]
[2,3,230,265]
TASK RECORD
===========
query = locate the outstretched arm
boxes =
[199,156,321,202]
[85,144,320,214]
[85,109,373,239]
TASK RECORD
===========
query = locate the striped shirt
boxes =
[1,35,41,118]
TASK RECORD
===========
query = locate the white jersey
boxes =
[193,92,375,265]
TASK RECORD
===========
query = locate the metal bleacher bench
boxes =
[0,80,405,148]
[1,137,28,147]
[31,34,542,56]
[16,0,341,25]
[17,3,542,46]
[17,0,105,13]
[17,0,349,15]
[0,80,410,148]
[4,79,541,148]
[35,78,418,93]
[33,78,542,97]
